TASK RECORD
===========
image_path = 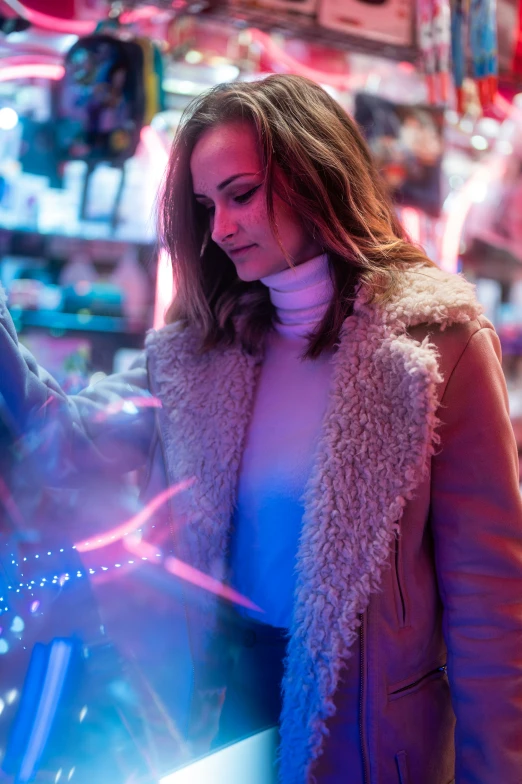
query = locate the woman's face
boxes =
[190,120,322,281]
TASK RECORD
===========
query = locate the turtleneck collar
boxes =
[260,254,333,339]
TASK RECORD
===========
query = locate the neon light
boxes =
[0,64,64,82]
[164,556,264,612]
[247,28,358,90]
[440,161,501,272]
[74,479,194,552]
[160,728,278,784]
[93,395,162,422]
[122,536,263,612]
[19,640,73,782]
[154,249,175,329]
[5,1,96,35]
[401,207,422,244]
[139,127,175,329]
[140,124,169,173]
[494,93,515,118]
[120,5,159,24]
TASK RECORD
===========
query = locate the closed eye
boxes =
[234,185,260,204]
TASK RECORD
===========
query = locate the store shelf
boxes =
[0,217,156,247]
[204,3,418,63]
[9,309,143,335]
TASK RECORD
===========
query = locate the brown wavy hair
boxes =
[160,73,435,357]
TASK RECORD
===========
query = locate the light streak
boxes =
[93,395,162,422]
[120,6,160,24]
[2,1,96,35]
[74,479,194,553]
[163,556,264,612]
[18,640,74,782]
[400,207,422,244]
[139,126,175,330]
[0,64,64,82]
[123,537,263,612]
[154,249,175,329]
[160,727,278,784]
[440,160,502,272]
[246,28,358,91]
[140,124,169,172]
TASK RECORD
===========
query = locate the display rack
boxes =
[203,2,419,63]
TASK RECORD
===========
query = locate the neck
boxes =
[261,254,333,339]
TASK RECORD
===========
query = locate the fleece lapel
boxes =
[145,323,262,582]
[146,268,482,784]
[279,268,482,783]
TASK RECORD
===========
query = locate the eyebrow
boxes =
[193,172,257,198]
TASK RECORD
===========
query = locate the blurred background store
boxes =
[0,0,520,781]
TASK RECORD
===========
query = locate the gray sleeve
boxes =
[0,290,156,483]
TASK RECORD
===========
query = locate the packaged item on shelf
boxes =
[59,251,98,286]
[61,281,123,317]
[318,0,415,46]
[237,0,318,14]
[110,245,149,329]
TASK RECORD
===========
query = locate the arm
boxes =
[431,324,522,783]
[0,289,155,483]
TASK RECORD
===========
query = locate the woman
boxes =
[1,74,521,784]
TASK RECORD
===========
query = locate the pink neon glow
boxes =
[123,534,263,612]
[439,163,499,273]
[139,127,175,329]
[401,207,422,244]
[11,3,96,35]
[74,478,194,552]
[494,93,515,119]
[247,28,358,90]
[124,537,160,561]
[93,396,162,423]
[154,249,175,329]
[0,64,64,82]
[37,395,55,413]
[140,125,169,173]
[164,556,264,612]
[120,5,159,24]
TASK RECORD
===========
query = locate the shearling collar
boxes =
[145,266,482,783]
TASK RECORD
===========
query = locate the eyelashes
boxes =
[234,185,261,204]
[197,184,261,215]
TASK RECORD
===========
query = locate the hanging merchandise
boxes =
[110,245,149,329]
[432,0,452,102]
[354,92,444,217]
[417,0,452,103]
[450,0,466,112]
[135,37,166,125]
[55,34,146,165]
[512,0,522,78]
[468,0,498,109]
[447,0,498,112]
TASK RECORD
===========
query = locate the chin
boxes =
[235,268,263,282]
[234,259,289,282]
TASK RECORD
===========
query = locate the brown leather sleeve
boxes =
[430,324,522,782]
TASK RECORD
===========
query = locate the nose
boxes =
[211,205,237,246]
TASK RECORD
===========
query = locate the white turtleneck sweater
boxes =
[229,254,335,629]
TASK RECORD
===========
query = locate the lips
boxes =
[228,244,256,257]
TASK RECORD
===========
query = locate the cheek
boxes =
[244,202,274,240]
[272,196,306,246]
